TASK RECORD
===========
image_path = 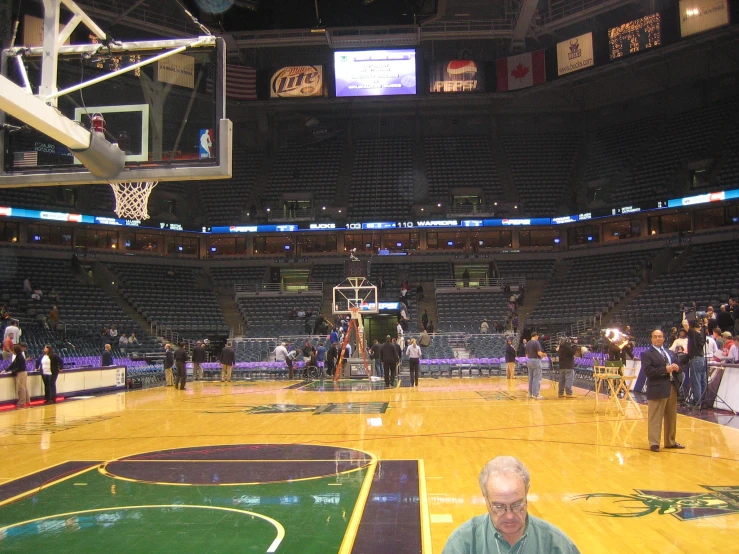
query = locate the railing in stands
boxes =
[234,282,324,296]
[435,277,526,290]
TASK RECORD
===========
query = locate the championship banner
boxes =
[157,54,195,88]
[679,0,730,37]
[557,32,594,76]
[495,50,546,92]
[270,66,324,98]
[429,60,485,93]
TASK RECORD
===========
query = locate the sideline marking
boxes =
[419,459,433,554]
[337,459,377,554]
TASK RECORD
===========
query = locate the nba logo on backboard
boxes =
[199,129,214,158]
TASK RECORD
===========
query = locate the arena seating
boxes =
[237,295,322,337]
[500,133,580,216]
[262,140,344,209]
[310,264,345,284]
[423,136,502,202]
[713,119,739,191]
[617,241,739,340]
[527,249,656,329]
[495,259,555,280]
[107,262,228,336]
[348,138,415,220]
[467,334,508,358]
[613,97,739,204]
[197,148,262,226]
[582,116,661,183]
[402,261,452,282]
[0,252,156,357]
[436,291,510,333]
[209,265,267,287]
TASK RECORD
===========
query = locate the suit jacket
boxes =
[220,347,235,366]
[380,341,399,366]
[163,349,174,369]
[642,346,681,400]
[192,346,206,363]
[101,350,113,367]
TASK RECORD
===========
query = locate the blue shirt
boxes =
[330,331,338,344]
[316,346,326,362]
[442,513,579,554]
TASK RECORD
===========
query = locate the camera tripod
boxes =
[687,355,738,416]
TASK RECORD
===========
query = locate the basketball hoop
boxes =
[109,181,158,220]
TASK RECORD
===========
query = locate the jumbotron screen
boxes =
[334,49,417,97]
[608,13,662,60]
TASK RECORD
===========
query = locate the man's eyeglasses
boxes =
[488,500,527,515]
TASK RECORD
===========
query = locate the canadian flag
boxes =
[496,50,546,92]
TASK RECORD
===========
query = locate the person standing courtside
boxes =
[163,343,174,386]
[406,338,421,387]
[682,317,706,407]
[220,341,235,382]
[173,343,188,390]
[192,341,206,381]
[505,339,517,379]
[525,332,546,399]
[5,344,29,408]
[643,329,685,452]
[557,338,576,398]
[370,339,383,379]
[37,344,63,404]
[381,335,399,387]
[101,343,113,366]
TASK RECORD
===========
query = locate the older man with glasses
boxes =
[442,456,579,553]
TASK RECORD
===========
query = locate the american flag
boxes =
[206,64,257,101]
[13,151,38,167]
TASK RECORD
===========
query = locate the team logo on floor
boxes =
[574,486,739,520]
[205,402,388,415]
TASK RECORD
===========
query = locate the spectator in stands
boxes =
[419,329,431,349]
[37,344,62,404]
[220,342,235,382]
[396,322,405,350]
[512,315,519,333]
[422,310,429,330]
[669,329,688,352]
[289,307,297,319]
[505,339,517,379]
[23,277,32,298]
[643,329,684,452]
[49,287,59,302]
[370,339,383,378]
[494,321,505,333]
[720,332,735,361]
[378,278,385,293]
[118,333,129,352]
[406,338,421,387]
[3,332,15,360]
[717,305,734,336]
[416,284,424,303]
[525,332,546,400]
[705,329,720,362]
[480,319,489,334]
[101,344,113,367]
[304,314,312,334]
[723,335,739,363]
[730,299,739,334]
[667,326,678,346]
[173,343,188,390]
[462,269,470,288]
[296,308,306,319]
[381,336,399,387]
[129,333,139,346]
[109,325,118,339]
[427,320,435,334]
[4,344,29,409]
[48,305,60,331]
[192,341,206,381]
[518,338,527,357]
[442,456,580,554]
[706,306,717,333]
[557,339,576,398]
[712,328,724,350]
[400,287,409,308]
[31,288,43,301]
[163,344,174,386]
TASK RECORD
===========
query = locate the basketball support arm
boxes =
[0,0,216,180]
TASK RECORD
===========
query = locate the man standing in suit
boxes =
[643,329,685,452]
[381,335,399,387]
[220,341,236,382]
[174,342,189,390]
[192,341,206,381]
[163,344,174,386]
[101,344,113,367]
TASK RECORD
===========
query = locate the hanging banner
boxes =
[157,54,195,88]
[270,66,324,98]
[557,32,594,76]
[679,0,730,37]
[23,14,70,47]
[429,60,485,93]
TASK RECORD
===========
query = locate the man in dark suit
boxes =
[220,341,236,382]
[101,344,113,367]
[643,329,685,452]
[174,342,189,390]
[381,335,399,387]
[163,344,174,386]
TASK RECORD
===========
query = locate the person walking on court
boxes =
[163,343,174,386]
[381,335,399,387]
[192,341,206,381]
[101,343,113,367]
[37,344,62,404]
[370,339,383,378]
[220,341,235,382]
[643,329,685,452]
[525,332,546,399]
[505,338,517,379]
[406,338,421,387]
[174,342,189,390]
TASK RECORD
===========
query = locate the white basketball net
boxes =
[109,181,158,220]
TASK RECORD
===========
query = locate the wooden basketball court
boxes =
[1,376,738,553]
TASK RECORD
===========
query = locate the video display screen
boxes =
[334,49,417,97]
[608,13,662,60]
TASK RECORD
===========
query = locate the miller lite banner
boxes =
[556,32,594,76]
[679,0,730,37]
[270,65,325,98]
[429,60,485,93]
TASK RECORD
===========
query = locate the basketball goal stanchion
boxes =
[334,306,373,383]
[110,181,159,220]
